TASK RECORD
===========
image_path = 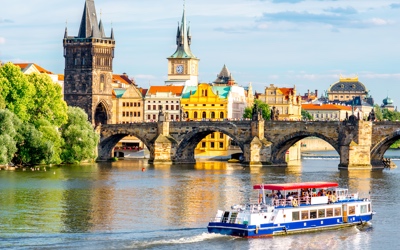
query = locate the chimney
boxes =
[315,90,318,98]
[308,89,310,97]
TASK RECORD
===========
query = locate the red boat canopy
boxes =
[253,182,338,191]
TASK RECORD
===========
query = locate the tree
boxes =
[382,109,400,121]
[243,99,271,120]
[61,107,100,164]
[26,73,68,127]
[301,110,313,121]
[374,105,383,121]
[0,109,20,165]
[0,63,34,122]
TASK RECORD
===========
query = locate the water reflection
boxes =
[0,158,395,245]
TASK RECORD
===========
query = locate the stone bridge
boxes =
[97,119,400,170]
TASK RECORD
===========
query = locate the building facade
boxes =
[302,104,352,121]
[63,0,115,126]
[327,76,369,103]
[181,83,230,156]
[258,84,301,121]
[144,86,184,122]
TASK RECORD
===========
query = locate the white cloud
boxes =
[369,18,390,25]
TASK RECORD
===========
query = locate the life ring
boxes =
[331,195,337,203]
[292,199,298,207]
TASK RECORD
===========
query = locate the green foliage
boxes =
[301,110,313,120]
[0,63,34,121]
[243,99,271,120]
[382,109,400,121]
[61,107,100,164]
[26,73,68,127]
[374,105,383,121]
[0,109,20,165]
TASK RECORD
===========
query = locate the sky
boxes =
[0,0,399,106]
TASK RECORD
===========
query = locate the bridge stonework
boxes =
[98,120,400,170]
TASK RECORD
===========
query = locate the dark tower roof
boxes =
[75,0,112,39]
[214,64,236,85]
[169,3,196,59]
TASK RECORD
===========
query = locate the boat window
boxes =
[326,208,333,217]
[349,206,356,215]
[318,209,325,218]
[360,205,367,214]
[292,211,300,221]
[222,211,230,223]
[230,212,238,223]
[368,204,371,212]
[334,207,341,216]
[310,210,317,219]
[301,210,309,220]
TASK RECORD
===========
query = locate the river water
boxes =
[1,150,400,249]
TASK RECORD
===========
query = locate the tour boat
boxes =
[207,182,374,237]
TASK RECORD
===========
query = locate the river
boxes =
[1,150,400,249]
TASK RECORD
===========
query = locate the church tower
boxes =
[165,3,199,86]
[63,0,115,126]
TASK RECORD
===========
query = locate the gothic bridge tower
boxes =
[63,0,115,126]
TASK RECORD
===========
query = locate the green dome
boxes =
[383,96,393,105]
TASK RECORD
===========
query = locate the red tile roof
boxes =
[112,74,133,85]
[14,63,53,74]
[302,104,352,111]
[147,86,184,96]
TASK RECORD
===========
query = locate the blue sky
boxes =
[1,0,399,106]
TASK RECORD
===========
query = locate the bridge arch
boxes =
[94,100,111,125]
[174,126,245,163]
[270,131,340,164]
[370,130,400,163]
[98,129,154,160]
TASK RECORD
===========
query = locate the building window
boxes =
[171,105,174,110]
[220,112,224,119]
[171,115,174,120]
[147,115,151,120]
[166,105,169,110]
[220,133,224,139]
[123,102,126,107]
[153,114,156,120]
[202,112,206,119]
[211,133,215,139]
[194,112,198,119]
[219,142,224,148]
[176,105,179,110]
[153,105,156,110]
[122,112,125,117]
[148,105,151,110]
[138,103,141,107]
[211,142,215,148]
[138,112,141,117]
[201,142,206,148]
[211,112,215,119]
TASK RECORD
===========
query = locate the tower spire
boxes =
[78,0,101,38]
[169,0,196,58]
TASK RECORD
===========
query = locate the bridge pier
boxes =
[150,121,176,164]
[339,120,373,170]
[242,120,273,166]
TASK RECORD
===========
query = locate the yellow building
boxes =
[181,83,230,156]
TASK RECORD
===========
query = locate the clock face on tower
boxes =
[176,65,184,74]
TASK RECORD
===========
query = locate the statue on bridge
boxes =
[271,107,279,121]
[252,102,263,121]
[158,106,165,122]
[367,109,376,121]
